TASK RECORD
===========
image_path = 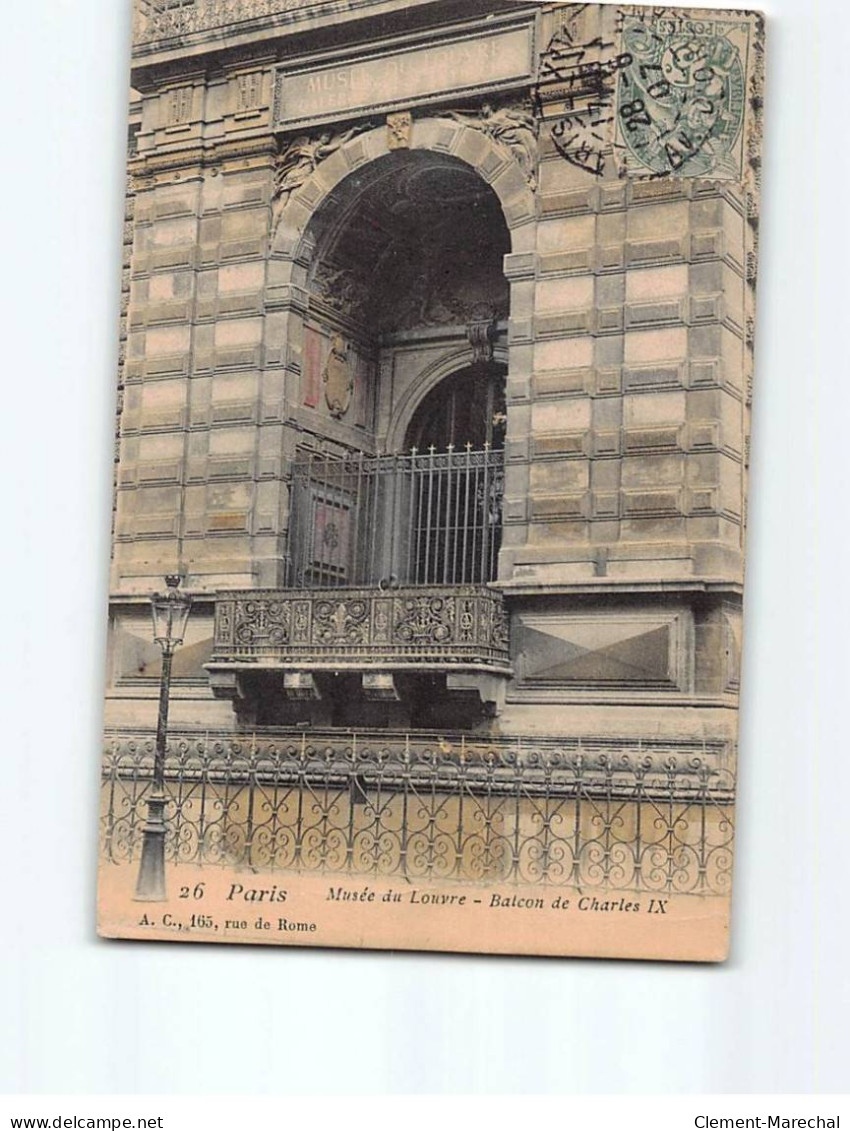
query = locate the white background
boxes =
[0,0,847,1096]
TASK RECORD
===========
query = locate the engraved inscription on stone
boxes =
[274,26,534,128]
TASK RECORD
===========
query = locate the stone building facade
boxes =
[106,0,757,778]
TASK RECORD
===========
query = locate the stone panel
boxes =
[512,609,688,694]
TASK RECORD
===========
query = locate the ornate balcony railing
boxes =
[209,585,511,672]
[133,0,388,47]
[100,729,735,894]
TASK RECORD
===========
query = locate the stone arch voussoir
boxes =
[270,118,537,274]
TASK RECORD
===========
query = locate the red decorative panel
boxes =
[302,326,323,408]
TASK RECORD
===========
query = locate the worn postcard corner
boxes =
[98,0,763,962]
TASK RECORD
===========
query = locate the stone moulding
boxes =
[207,584,512,671]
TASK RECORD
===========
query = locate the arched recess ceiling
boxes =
[305,151,510,337]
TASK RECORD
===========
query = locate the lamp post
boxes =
[134,575,193,901]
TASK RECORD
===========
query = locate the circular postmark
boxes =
[534,25,632,178]
[616,17,746,179]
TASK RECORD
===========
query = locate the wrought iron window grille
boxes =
[286,446,504,590]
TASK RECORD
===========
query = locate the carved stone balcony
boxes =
[205,585,512,716]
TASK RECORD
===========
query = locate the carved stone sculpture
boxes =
[443,101,539,189]
[387,111,412,150]
[271,123,370,231]
[311,261,370,317]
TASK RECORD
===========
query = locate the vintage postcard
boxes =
[98,0,764,961]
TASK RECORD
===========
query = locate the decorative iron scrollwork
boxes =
[101,729,735,895]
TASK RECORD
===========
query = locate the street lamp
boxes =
[134,574,193,901]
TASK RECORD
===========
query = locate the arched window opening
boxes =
[405,364,507,453]
[286,151,510,591]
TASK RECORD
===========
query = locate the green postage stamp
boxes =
[615,11,752,180]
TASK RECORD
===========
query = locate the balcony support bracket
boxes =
[362,672,400,701]
[208,669,247,703]
[283,671,321,701]
[446,672,507,718]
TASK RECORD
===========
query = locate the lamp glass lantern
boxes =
[150,574,193,655]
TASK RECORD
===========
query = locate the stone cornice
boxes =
[131,0,540,79]
[129,135,278,182]
[134,0,389,50]
[495,580,745,598]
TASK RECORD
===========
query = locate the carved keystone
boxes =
[387,111,412,150]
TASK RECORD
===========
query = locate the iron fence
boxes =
[287,447,504,589]
[101,730,734,895]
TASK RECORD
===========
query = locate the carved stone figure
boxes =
[271,123,370,230]
[311,261,370,317]
[443,101,539,189]
[387,111,412,150]
[394,288,467,331]
[392,269,505,331]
